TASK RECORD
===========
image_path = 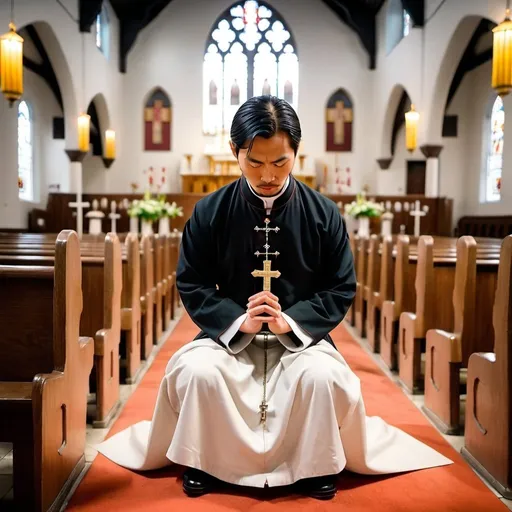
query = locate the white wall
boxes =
[374,0,512,219]
[114,0,374,194]
[0,0,124,228]
[0,69,67,228]
[458,62,512,216]
[2,0,512,230]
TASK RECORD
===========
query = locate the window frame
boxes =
[95,4,110,58]
[482,95,504,203]
[203,0,299,135]
[17,100,35,203]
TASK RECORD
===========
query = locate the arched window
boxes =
[18,100,34,201]
[95,5,110,58]
[485,96,504,202]
[203,0,299,135]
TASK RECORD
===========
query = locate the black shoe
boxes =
[301,475,337,500]
[183,468,213,497]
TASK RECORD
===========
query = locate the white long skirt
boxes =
[96,338,452,487]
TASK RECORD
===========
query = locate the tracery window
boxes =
[203,0,298,135]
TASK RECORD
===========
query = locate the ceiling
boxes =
[80,0,424,72]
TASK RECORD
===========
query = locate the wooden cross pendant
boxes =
[252,260,281,292]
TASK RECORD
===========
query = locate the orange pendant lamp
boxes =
[492,6,512,97]
[0,21,24,106]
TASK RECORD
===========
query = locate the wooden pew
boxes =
[423,237,498,433]
[140,235,155,359]
[0,233,145,382]
[0,235,124,427]
[367,235,394,352]
[121,234,142,384]
[380,235,416,370]
[88,234,123,427]
[379,236,501,372]
[359,235,381,343]
[169,230,181,314]
[162,234,172,330]
[461,235,512,499]
[354,236,369,334]
[398,236,500,394]
[151,235,164,343]
[456,214,512,238]
[345,235,358,325]
[0,231,94,511]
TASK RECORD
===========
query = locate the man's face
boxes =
[231,132,296,196]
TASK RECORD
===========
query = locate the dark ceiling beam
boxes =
[80,0,103,32]
[322,0,379,69]
[446,19,495,109]
[24,25,63,110]
[467,48,493,72]
[110,0,385,72]
[402,0,424,27]
[112,0,174,73]
[23,56,43,75]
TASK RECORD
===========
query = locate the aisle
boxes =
[67,315,508,511]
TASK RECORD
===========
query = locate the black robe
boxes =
[176,175,356,349]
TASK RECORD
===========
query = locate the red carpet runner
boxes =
[67,315,508,511]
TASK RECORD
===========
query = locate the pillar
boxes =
[420,145,443,197]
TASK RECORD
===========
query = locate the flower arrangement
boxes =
[18,176,24,190]
[128,192,164,222]
[345,193,384,219]
[128,167,183,232]
[162,200,183,219]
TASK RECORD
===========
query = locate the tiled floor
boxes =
[1,316,511,511]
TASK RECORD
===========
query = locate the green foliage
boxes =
[128,192,183,222]
[345,194,384,219]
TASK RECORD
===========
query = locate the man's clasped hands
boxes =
[240,291,292,335]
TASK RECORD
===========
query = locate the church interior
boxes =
[0,0,511,510]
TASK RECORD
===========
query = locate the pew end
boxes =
[380,300,399,370]
[366,291,382,352]
[120,234,142,384]
[0,230,94,511]
[423,329,463,434]
[398,311,424,394]
[140,235,155,360]
[462,235,512,499]
[462,351,511,498]
[84,233,123,429]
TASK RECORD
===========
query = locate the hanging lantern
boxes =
[0,22,24,106]
[405,104,419,152]
[492,9,512,97]
[77,113,91,153]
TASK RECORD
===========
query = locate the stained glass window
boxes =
[95,5,110,58]
[203,1,298,135]
[18,101,33,201]
[486,96,504,202]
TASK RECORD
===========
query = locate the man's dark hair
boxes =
[230,95,302,157]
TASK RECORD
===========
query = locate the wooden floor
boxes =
[1,313,511,511]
